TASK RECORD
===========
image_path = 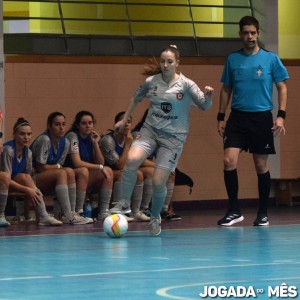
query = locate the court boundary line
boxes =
[1,261,300,281]
[1,223,300,239]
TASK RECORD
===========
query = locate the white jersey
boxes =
[133,73,212,142]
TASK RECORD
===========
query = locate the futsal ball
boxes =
[103,214,128,238]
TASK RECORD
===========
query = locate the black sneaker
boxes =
[161,209,182,221]
[253,214,269,226]
[217,210,244,226]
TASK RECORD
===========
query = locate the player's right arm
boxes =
[114,97,139,133]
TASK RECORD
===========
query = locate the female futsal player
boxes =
[110,45,214,235]
[31,112,92,224]
[1,118,62,226]
[64,111,113,221]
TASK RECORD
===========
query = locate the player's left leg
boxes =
[253,154,270,226]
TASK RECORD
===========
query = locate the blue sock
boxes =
[151,187,167,219]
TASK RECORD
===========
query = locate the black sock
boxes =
[224,169,240,212]
[257,171,271,215]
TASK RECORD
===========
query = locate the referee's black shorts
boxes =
[223,109,276,154]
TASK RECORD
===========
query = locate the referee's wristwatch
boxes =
[0,132,3,138]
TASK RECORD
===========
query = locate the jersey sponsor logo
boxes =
[161,102,172,114]
[176,93,184,100]
[72,141,79,151]
[43,149,48,159]
[151,113,178,120]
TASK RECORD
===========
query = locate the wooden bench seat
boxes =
[7,192,54,224]
[271,178,300,207]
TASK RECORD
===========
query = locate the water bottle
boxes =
[83,199,92,218]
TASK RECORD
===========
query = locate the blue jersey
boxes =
[1,140,32,179]
[30,131,68,168]
[221,48,289,112]
[64,131,94,168]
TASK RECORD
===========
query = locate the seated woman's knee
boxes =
[14,173,32,184]
[64,167,76,181]
[0,172,11,186]
[137,170,144,184]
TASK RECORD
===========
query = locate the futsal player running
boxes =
[110,45,214,236]
[64,111,113,221]
[1,118,62,226]
[30,112,92,224]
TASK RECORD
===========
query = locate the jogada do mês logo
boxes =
[199,283,298,298]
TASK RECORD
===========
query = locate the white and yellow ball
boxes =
[103,214,128,238]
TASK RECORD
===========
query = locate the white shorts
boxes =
[132,124,184,171]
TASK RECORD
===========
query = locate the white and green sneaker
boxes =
[133,211,150,222]
[39,215,63,226]
[109,201,131,214]
[97,209,110,222]
[0,214,10,227]
[148,216,161,236]
[62,211,93,225]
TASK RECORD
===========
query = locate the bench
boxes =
[271,178,300,207]
[7,192,55,224]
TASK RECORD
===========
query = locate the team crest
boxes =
[176,93,184,100]
[72,141,79,151]
[135,133,142,140]
[256,65,263,77]
[161,102,172,114]
[152,86,158,97]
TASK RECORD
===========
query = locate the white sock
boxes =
[140,178,152,211]
[130,183,144,214]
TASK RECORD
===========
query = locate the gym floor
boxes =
[1,205,300,300]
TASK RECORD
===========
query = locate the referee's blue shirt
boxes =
[221,49,289,112]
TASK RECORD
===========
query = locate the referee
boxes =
[217,16,289,226]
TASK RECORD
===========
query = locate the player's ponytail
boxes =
[142,56,161,76]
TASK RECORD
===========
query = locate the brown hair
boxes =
[239,16,259,32]
[142,45,179,76]
[13,118,31,133]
